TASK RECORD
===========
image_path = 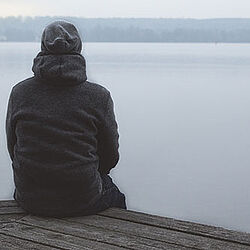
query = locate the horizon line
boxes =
[1,15,250,20]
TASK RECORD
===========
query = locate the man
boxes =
[5,20,126,217]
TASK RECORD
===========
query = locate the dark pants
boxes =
[15,174,126,218]
[88,174,127,212]
[67,174,127,217]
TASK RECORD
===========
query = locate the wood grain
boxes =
[65,214,249,250]
[0,222,123,250]
[0,200,249,250]
[99,208,250,246]
[18,214,188,249]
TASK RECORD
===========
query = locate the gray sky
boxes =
[1,0,250,18]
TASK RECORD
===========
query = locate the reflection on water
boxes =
[0,42,250,232]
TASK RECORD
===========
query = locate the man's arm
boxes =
[97,92,119,175]
[5,90,16,161]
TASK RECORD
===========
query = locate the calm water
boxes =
[0,42,250,232]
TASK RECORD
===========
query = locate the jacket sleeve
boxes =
[97,92,119,175]
[5,90,16,161]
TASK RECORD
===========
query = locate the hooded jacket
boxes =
[5,21,119,217]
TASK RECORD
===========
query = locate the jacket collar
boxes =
[32,51,87,86]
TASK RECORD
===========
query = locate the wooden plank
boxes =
[0,222,123,250]
[2,199,248,243]
[98,208,250,246]
[0,201,27,224]
[65,214,250,250]
[17,214,189,249]
[0,233,57,250]
[1,200,249,249]
[19,214,248,250]
[0,206,26,215]
[0,213,27,223]
[0,200,19,208]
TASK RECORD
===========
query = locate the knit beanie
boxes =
[41,20,82,54]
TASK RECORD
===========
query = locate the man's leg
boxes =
[68,174,127,217]
[99,174,127,210]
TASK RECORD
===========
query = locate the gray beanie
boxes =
[41,20,82,54]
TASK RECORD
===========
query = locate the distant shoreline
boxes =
[1,17,250,43]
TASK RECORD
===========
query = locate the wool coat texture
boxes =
[5,21,120,217]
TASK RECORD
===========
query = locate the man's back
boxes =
[6,21,121,217]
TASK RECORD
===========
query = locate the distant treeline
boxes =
[1,16,250,43]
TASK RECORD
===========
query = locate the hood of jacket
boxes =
[32,20,87,86]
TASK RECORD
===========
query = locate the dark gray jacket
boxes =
[5,21,119,217]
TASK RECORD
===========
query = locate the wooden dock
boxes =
[0,200,250,249]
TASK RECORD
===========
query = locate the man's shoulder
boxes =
[11,77,36,94]
[84,81,111,105]
[84,81,110,95]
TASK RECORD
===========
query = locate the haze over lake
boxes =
[0,42,250,233]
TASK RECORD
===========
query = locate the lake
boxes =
[0,42,250,233]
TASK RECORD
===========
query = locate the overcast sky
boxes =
[1,0,250,18]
